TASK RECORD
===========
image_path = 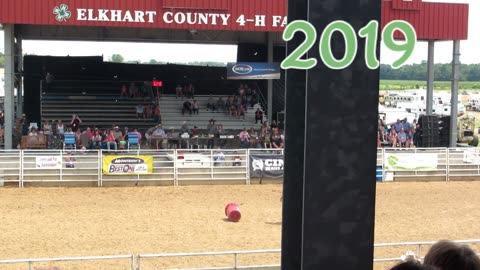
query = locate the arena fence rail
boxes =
[1,239,478,270]
[0,254,135,270]
[1,148,480,187]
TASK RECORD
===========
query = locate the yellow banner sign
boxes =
[102,155,153,175]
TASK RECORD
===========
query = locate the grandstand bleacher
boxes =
[41,94,266,132]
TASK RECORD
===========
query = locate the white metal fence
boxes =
[1,239,478,270]
[376,147,480,182]
[2,148,480,187]
[0,149,281,187]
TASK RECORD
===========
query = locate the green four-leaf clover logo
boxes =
[53,4,71,22]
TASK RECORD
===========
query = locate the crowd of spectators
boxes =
[180,83,261,121]
[143,118,285,150]
[378,117,417,148]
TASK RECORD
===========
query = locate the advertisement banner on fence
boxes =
[384,153,438,170]
[227,62,281,80]
[249,154,284,178]
[35,156,62,169]
[102,155,153,175]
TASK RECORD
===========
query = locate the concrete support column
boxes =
[16,36,23,119]
[450,40,460,147]
[282,0,380,269]
[4,24,15,149]
[426,40,435,114]
[267,32,273,123]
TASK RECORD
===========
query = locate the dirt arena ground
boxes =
[1,182,480,270]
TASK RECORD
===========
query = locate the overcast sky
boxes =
[0,0,478,65]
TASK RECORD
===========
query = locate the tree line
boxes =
[380,62,480,81]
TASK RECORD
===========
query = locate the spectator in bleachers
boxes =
[132,128,142,145]
[238,105,246,121]
[129,82,138,98]
[182,100,193,115]
[207,95,216,112]
[167,127,180,149]
[113,126,123,144]
[260,125,271,148]
[56,120,65,137]
[255,109,263,124]
[21,114,29,136]
[271,120,278,129]
[394,119,403,133]
[43,120,53,140]
[249,127,260,148]
[105,129,117,151]
[238,84,245,97]
[207,119,217,149]
[239,128,250,148]
[180,121,190,135]
[80,128,92,149]
[403,118,412,132]
[250,95,258,107]
[176,84,183,99]
[64,151,76,168]
[398,128,407,148]
[216,97,225,112]
[120,84,128,98]
[92,129,103,149]
[152,124,166,137]
[28,127,38,137]
[423,240,480,270]
[136,104,145,119]
[184,83,195,99]
[213,148,225,166]
[226,96,234,109]
[70,114,82,133]
[216,124,227,148]
[241,95,249,111]
[145,103,152,119]
[153,104,161,123]
[407,128,415,148]
[271,128,284,149]
[75,128,82,146]
[65,127,74,135]
[192,100,199,114]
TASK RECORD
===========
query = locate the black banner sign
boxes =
[249,154,284,178]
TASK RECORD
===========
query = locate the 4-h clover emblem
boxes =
[53,4,71,22]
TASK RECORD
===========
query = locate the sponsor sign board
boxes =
[35,156,62,169]
[249,154,284,178]
[227,62,281,80]
[384,152,438,170]
[102,155,153,175]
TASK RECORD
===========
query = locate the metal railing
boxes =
[2,239,479,270]
[137,249,281,270]
[0,254,135,270]
[3,147,480,187]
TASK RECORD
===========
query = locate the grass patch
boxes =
[380,80,480,91]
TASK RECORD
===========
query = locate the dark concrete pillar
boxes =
[282,0,381,269]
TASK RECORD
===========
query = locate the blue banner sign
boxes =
[227,62,281,80]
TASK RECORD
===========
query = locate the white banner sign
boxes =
[384,153,438,170]
[36,156,62,169]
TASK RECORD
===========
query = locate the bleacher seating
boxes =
[159,95,266,130]
[41,95,157,131]
[41,94,267,133]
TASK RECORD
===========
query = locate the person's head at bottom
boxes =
[423,240,480,270]
[390,261,435,270]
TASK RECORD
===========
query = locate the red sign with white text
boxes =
[0,0,468,39]
[0,0,287,32]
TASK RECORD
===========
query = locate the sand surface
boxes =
[0,182,479,269]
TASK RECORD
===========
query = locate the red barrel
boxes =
[225,203,241,222]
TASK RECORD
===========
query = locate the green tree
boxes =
[109,54,124,63]
[0,52,4,68]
